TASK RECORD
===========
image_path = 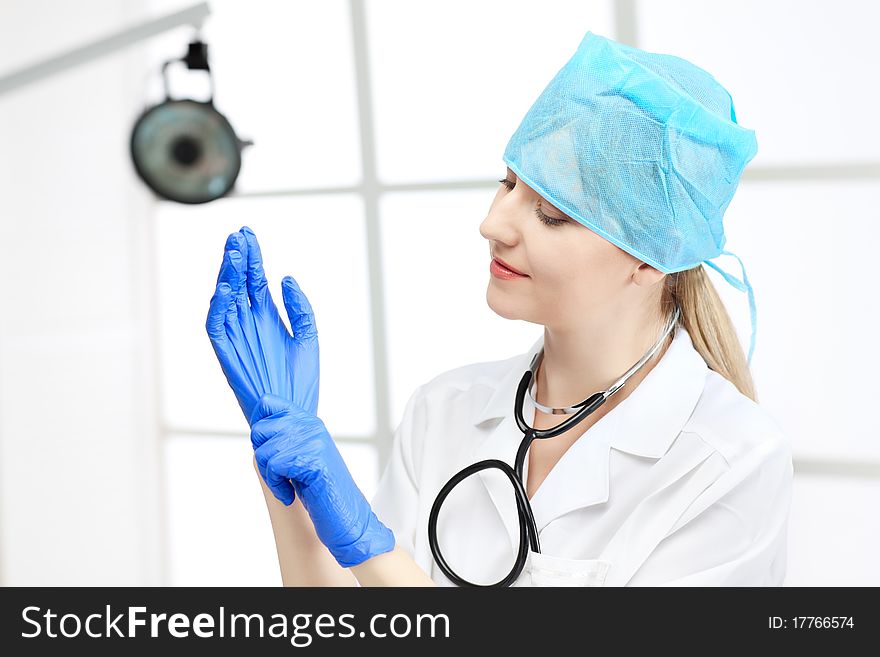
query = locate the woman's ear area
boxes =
[631,260,667,288]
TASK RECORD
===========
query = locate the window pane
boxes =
[785,473,880,586]
[164,434,379,586]
[381,189,541,422]
[155,194,375,437]
[367,0,615,183]
[637,0,880,165]
[148,0,360,191]
[714,179,880,461]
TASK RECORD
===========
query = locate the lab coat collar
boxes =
[470,325,709,547]
[471,325,709,458]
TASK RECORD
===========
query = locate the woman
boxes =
[206,32,793,586]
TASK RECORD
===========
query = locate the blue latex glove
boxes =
[205,226,320,424]
[251,393,396,567]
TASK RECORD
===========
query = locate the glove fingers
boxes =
[222,251,254,365]
[228,250,268,392]
[223,235,256,360]
[208,279,263,417]
[239,226,293,397]
[254,439,296,505]
[218,232,246,287]
[223,277,242,340]
[252,395,309,454]
[281,276,318,343]
[281,276,320,412]
[224,231,248,270]
[240,226,271,314]
[206,281,232,341]
[265,460,297,506]
[222,281,267,404]
[268,481,296,506]
[250,410,291,448]
[207,281,246,383]
[250,393,294,426]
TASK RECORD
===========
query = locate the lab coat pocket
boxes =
[523,550,611,587]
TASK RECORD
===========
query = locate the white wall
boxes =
[0,1,163,585]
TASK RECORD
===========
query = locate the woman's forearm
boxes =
[350,545,437,586]
[253,455,357,586]
[253,455,434,586]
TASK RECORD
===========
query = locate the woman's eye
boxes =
[498,176,566,227]
[534,206,566,227]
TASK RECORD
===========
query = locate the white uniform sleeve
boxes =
[627,435,794,586]
[370,384,427,560]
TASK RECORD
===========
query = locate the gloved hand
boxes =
[205,226,320,424]
[250,393,396,567]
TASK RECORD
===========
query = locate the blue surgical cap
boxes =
[503,31,759,365]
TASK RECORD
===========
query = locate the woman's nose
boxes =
[480,195,524,242]
[480,211,511,243]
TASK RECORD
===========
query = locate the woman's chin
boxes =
[486,288,526,321]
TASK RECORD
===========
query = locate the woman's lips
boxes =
[490,258,529,280]
[493,257,527,275]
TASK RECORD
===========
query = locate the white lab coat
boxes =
[370,325,794,586]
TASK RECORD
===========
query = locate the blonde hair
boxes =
[661,265,757,402]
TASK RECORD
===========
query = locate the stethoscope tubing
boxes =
[427,307,681,587]
[427,371,608,587]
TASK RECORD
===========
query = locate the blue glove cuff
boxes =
[331,515,396,568]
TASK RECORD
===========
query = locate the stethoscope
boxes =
[427,305,682,587]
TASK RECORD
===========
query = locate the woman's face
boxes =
[479,166,664,330]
